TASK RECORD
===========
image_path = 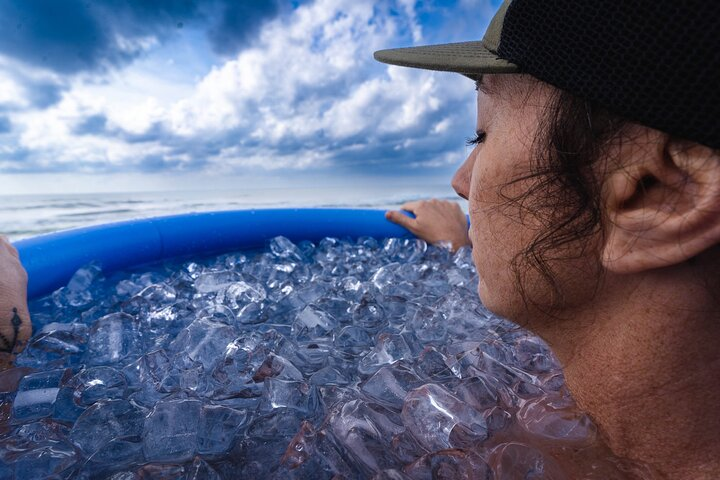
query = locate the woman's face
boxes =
[452,75,578,319]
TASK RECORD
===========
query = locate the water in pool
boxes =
[2,236,648,479]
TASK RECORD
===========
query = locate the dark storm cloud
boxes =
[207,1,282,57]
[0,0,286,74]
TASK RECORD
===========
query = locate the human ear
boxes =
[601,131,720,273]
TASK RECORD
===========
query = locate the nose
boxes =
[452,148,476,200]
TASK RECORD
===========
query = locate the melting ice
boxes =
[1,236,646,479]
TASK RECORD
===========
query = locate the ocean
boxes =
[2,184,460,241]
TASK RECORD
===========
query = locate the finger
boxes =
[399,201,423,213]
[385,210,417,230]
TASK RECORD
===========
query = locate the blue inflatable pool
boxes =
[15,209,414,301]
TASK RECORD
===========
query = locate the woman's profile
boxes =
[379,0,719,478]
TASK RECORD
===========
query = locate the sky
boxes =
[0,0,501,194]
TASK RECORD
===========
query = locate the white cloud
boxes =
[169,0,395,139]
[166,0,474,171]
[0,0,482,178]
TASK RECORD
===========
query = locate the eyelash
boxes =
[466,130,487,146]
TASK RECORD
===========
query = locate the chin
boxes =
[476,277,514,320]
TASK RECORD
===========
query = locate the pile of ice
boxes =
[1,236,634,479]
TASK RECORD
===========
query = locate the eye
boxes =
[466,130,486,146]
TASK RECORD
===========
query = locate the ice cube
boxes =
[169,318,237,371]
[358,333,413,375]
[454,375,500,411]
[53,385,86,423]
[10,419,71,451]
[195,270,240,293]
[269,236,304,261]
[13,443,78,480]
[261,378,317,414]
[516,397,597,447]
[52,263,102,308]
[407,305,447,343]
[122,350,171,407]
[138,283,177,305]
[197,404,248,456]
[85,313,140,366]
[16,322,88,368]
[351,295,385,331]
[246,407,305,441]
[142,398,202,463]
[371,264,399,295]
[69,399,145,456]
[328,400,403,475]
[223,280,267,308]
[13,369,70,422]
[309,366,350,386]
[183,457,222,480]
[210,337,267,400]
[195,304,236,325]
[292,305,337,340]
[82,437,145,478]
[513,334,559,374]
[360,362,423,410]
[415,347,457,383]
[401,384,487,451]
[252,353,303,382]
[69,366,127,406]
[279,341,332,376]
[279,420,316,471]
[333,326,373,361]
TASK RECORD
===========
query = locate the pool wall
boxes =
[15,209,414,301]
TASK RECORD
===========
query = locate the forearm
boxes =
[0,237,33,366]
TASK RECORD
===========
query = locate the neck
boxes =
[530,259,720,479]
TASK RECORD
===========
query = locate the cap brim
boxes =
[374,41,518,75]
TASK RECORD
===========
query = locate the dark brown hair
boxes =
[503,81,627,309]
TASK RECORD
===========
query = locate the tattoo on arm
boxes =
[0,308,21,353]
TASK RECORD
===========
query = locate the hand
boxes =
[0,236,32,370]
[385,199,471,252]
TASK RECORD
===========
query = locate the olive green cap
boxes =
[373,0,518,75]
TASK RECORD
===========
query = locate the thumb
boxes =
[385,210,416,231]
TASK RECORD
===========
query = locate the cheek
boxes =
[468,155,522,256]
[466,153,541,317]
[468,161,517,300]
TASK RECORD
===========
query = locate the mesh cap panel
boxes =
[497,0,720,149]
